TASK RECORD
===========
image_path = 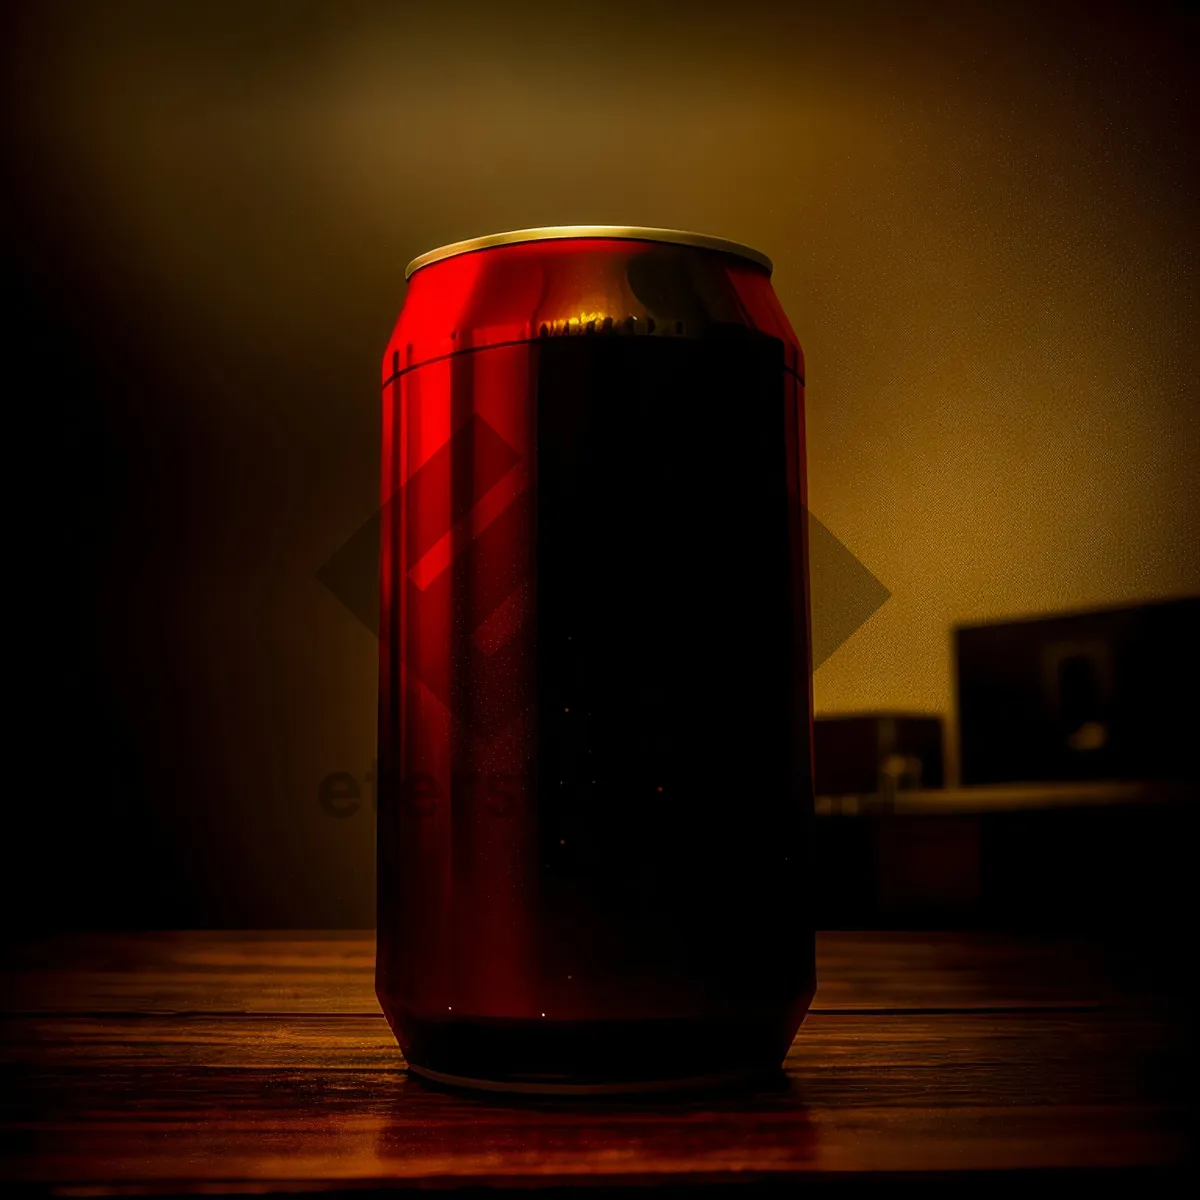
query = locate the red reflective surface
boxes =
[378,237,813,1089]
[382,237,804,382]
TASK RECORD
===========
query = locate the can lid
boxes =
[405,225,772,280]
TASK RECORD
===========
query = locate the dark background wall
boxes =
[3,0,1196,930]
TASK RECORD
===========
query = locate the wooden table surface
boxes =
[1,931,1190,1193]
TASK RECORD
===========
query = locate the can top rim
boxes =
[404,226,773,280]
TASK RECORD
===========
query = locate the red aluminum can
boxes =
[377,227,814,1092]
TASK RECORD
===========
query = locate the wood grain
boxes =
[0,933,1189,1192]
[2,931,1123,1014]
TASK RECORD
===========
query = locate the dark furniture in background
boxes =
[813,713,944,796]
[955,597,1200,786]
[808,599,1199,931]
[812,782,1194,937]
